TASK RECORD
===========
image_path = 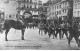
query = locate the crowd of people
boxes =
[0,8,80,47]
[38,16,80,47]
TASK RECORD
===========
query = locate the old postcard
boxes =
[0,0,80,50]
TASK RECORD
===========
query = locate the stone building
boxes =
[73,0,80,17]
[0,0,42,20]
[0,0,43,20]
[37,0,43,15]
[47,0,70,20]
[17,0,41,16]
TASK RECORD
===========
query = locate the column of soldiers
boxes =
[38,15,80,47]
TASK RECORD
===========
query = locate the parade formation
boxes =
[0,0,80,50]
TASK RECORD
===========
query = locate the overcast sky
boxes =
[40,0,48,3]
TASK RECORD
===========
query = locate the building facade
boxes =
[37,0,43,15]
[17,0,42,16]
[43,3,48,15]
[73,0,80,17]
[0,0,42,20]
[47,0,70,20]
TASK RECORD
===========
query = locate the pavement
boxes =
[0,28,80,50]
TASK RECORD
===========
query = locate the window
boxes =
[57,11,58,15]
[74,4,77,9]
[78,11,80,17]
[35,5,36,9]
[64,10,66,13]
[63,10,64,13]
[63,10,66,13]
[60,4,61,8]
[59,11,61,14]
[78,3,80,9]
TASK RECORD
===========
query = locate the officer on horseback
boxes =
[16,8,25,26]
[19,9,25,26]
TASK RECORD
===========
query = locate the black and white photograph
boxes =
[0,0,80,50]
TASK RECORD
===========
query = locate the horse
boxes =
[3,11,32,41]
[3,19,26,41]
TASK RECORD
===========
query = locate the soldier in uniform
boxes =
[19,9,25,26]
[68,20,80,47]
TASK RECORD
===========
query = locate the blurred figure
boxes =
[18,9,25,26]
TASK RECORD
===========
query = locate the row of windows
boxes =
[52,4,61,10]
[19,0,38,4]
[52,2,68,10]
[20,4,37,9]
[74,11,80,14]
[48,1,69,17]
[21,6,37,9]
[25,0,32,3]
[19,0,32,3]
[74,0,80,3]
[74,3,80,9]
[52,9,67,15]
[74,11,80,17]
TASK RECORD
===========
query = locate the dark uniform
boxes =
[68,22,80,47]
